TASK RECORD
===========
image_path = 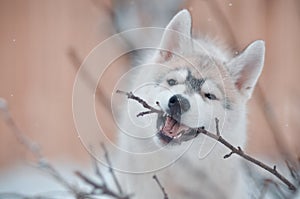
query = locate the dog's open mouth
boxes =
[156,114,200,144]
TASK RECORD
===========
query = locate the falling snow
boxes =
[229,3,233,7]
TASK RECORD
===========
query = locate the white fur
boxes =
[115,10,265,198]
[227,40,265,99]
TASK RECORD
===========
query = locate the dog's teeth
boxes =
[175,132,183,139]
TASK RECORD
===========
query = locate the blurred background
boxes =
[0,0,299,194]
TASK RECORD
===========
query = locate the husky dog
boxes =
[115,10,265,199]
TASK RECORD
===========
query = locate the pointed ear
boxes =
[157,9,192,61]
[227,40,265,99]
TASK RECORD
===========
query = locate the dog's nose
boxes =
[168,94,190,114]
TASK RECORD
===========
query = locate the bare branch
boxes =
[224,151,234,159]
[88,145,110,195]
[285,160,300,184]
[0,98,81,197]
[76,144,134,199]
[137,110,155,117]
[75,171,131,199]
[196,125,297,191]
[116,90,163,116]
[153,175,169,199]
[117,91,298,192]
[0,98,133,199]
[91,155,107,189]
[101,143,124,195]
[215,118,220,136]
[74,144,132,199]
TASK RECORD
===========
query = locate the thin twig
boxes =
[116,90,163,116]
[215,118,220,136]
[89,146,108,190]
[0,98,132,199]
[153,175,169,199]
[101,142,124,195]
[195,125,296,191]
[285,160,300,187]
[75,171,130,199]
[75,144,132,199]
[0,98,81,197]
[117,91,297,191]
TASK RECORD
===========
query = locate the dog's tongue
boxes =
[162,116,181,137]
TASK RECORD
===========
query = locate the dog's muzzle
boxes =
[168,94,190,122]
[156,95,199,145]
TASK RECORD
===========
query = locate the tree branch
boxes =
[0,98,131,199]
[74,143,131,199]
[153,175,169,199]
[116,91,297,192]
[195,126,297,191]
[75,171,131,199]
[101,142,124,195]
[116,90,163,116]
[0,98,82,197]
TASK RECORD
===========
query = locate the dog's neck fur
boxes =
[116,10,265,199]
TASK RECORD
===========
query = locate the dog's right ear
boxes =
[227,40,265,99]
[156,9,192,62]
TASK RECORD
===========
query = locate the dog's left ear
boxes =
[227,40,265,99]
[157,9,192,61]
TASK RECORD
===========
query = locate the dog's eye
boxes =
[204,93,218,100]
[167,79,177,86]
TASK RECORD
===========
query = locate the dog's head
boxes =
[148,10,265,145]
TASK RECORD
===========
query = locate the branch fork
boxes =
[116,90,297,191]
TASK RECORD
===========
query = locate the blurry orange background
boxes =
[0,0,299,171]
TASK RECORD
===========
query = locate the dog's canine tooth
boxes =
[174,132,183,139]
